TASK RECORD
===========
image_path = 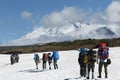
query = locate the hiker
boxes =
[42,53,48,69]
[10,53,19,64]
[52,50,59,69]
[34,53,40,69]
[78,48,88,77]
[10,53,16,65]
[97,43,109,78]
[86,49,97,79]
[47,53,53,70]
[15,53,19,63]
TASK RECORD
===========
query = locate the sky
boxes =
[0,47,120,80]
[0,0,119,46]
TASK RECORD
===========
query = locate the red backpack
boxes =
[43,53,48,60]
[98,43,109,59]
[100,43,107,50]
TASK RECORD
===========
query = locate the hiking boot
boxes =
[49,67,51,70]
[97,76,101,78]
[83,73,86,77]
[105,75,108,78]
[86,76,89,79]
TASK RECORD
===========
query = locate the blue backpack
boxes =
[78,48,88,63]
[79,48,88,55]
[52,50,59,60]
[34,54,39,61]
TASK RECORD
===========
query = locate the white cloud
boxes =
[21,11,32,20]
[2,3,120,46]
[89,1,120,24]
[41,7,87,28]
[105,1,120,23]
[90,12,107,24]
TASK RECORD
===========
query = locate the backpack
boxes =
[48,53,52,60]
[52,50,59,60]
[100,43,107,47]
[80,48,88,54]
[87,49,96,63]
[34,54,39,61]
[78,48,88,63]
[98,43,109,59]
[43,53,48,60]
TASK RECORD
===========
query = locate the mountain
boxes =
[6,20,120,46]
[20,21,120,45]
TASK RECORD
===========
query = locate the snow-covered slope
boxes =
[10,21,120,46]
[0,47,120,80]
[24,22,120,41]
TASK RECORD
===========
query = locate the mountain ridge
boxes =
[18,21,120,45]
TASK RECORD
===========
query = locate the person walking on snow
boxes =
[78,48,88,77]
[52,50,59,69]
[97,43,109,78]
[33,53,40,69]
[42,53,48,69]
[47,53,53,70]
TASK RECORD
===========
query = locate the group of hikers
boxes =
[33,50,59,70]
[9,42,111,79]
[78,43,111,79]
[10,50,59,70]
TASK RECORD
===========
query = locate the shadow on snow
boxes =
[64,77,81,80]
[19,69,49,73]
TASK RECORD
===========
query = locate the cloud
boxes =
[2,2,120,46]
[90,12,107,24]
[105,1,120,23]
[90,1,120,24]
[41,7,87,28]
[21,11,32,20]
[3,7,87,46]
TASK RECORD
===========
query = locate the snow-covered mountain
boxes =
[3,1,120,46]
[12,21,120,46]
[7,21,120,45]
